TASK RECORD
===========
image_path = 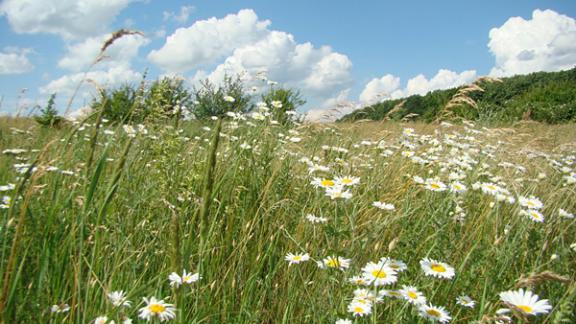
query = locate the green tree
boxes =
[261,87,306,125]
[34,94,64,127]
[190,75,252,119]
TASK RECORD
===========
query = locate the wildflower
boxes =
[570,242,576,252]
[520,209,545,222]
[311,178,336,189]
[317,256,351,271]
[169,270,200,288]
[138,297,176,322]
[271,100,283,109]
[456,295,475,308]
[499,289,552,316]
[379,289,403,299]
[519,196,543,210]
[108,290,131,308]
[373,201,395,210]
[335,319,352,324]
[420,258,455,279]
[361,261,397,286]
[558,208,574,219]
[450,182,467,193]
[379,257,407,272]
[335,176,360,187]
[305,214,327,224]
[94,316,109,324]
[347,301,372,317]
[325,186,352,200]
[285,252,310,265]
[51,303,70,313]
[425,179,447,192]
[289,137,302,143]
[0,196,10,209]
[123,125,137,137]
[0,183,15,192]
[223,95,235,103]
[480,182,502,195]
[400,285,427,305]
[418,303,451,323]
[348,276,369,286]
[353,288,382,304]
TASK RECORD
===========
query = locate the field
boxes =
[0,117,575,323]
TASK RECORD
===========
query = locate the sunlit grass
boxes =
[0,117,575,323]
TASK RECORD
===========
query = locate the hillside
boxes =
[339,68,576,123]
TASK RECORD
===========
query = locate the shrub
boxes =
[34,94,64,127]
[261,87,305,125]
[190,75,252,119]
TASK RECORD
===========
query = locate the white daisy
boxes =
[519,196,543,210]
[317,256,351,271]
[107,290,131,308]
[285,252,310,265]
[418,303,451,323]
[400,285,427,305]
[347,301,372,317]
[499,289,552,316]
[138,297,176,322]
[361,261,397,286]
[373,201,395,210]
[420,258,455,279]
[456,295,475,308]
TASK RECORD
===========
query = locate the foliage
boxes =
[92,84,139,123]
[340,68,576,123]
[145,77,193,122]
[261,87,306,125]
[190,75,253,119]
[34,94,64,127]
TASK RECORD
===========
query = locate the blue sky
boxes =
[0,0,575,119]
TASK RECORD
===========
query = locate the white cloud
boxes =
[176,12,353,103]
[358,69,476,104]
[0,47,34,74]
[163,5,195,24]
[40,66,142,103]
[58,33,149,71]
[149,9,271,73]
[489,9,576,76]
[0,0,133,39]
[359,74,401,104]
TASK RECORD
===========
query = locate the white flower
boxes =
[325,186,352,200]
[450,182,467,193]
[559,208,574,219]
[335,319,353,324]
[361,261,397,286]
[107,290,131,308]
[420,258,455,279]
[520,209,545,223]
[379,257,408,272]
[305,214,327,224]
[424,179,447,192]
[373,201,395,210]
[400,285,427,305]
[223,95,235,103]
[499,289,552,316]
[0,183,15,192]
[317,256,351,271]
[418,303,451,323]
[50,303,70,313]
[519,196,543,210]
[138,297,176,322]
[456,295,475,308]
[347,301,372,317]
[94,316,109,324]
[169,270,200,287]
[285,252,310,265]
[271,100,283,109]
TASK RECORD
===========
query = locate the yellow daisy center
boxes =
[426,309,441,317]
[326,258,340,268]
[530,211,542,220]
[487,185,496,191]
[431,264,446,273]
[517,305,533,314]
[321,179,335,187]
[149,303,166,314]
[183,276,191,281]
[293,255,302,261]
[353,306,364,313]
[454,185,462,190]
[407,291,418,299]
[371,269,387,279]
[341,178,353,184]
[430,183,441,189]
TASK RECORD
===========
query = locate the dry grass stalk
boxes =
[514,271,571,289]
[95,29,144,64]
[384,100,406,120]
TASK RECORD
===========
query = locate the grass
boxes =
[0,116,575,323]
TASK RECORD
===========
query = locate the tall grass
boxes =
[0,117,575,323]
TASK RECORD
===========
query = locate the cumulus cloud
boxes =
[40,66,142,102]
[0,47,34,74]
[359,74,401,104]
[163,5,195,24]
[58,33,149,71]
[148,9,271,72]
[156,10,353,104]
[0,0,133,39]
[359,69,476,104]
[489,9,576,76]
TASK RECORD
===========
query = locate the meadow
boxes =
[0,116,575,323]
